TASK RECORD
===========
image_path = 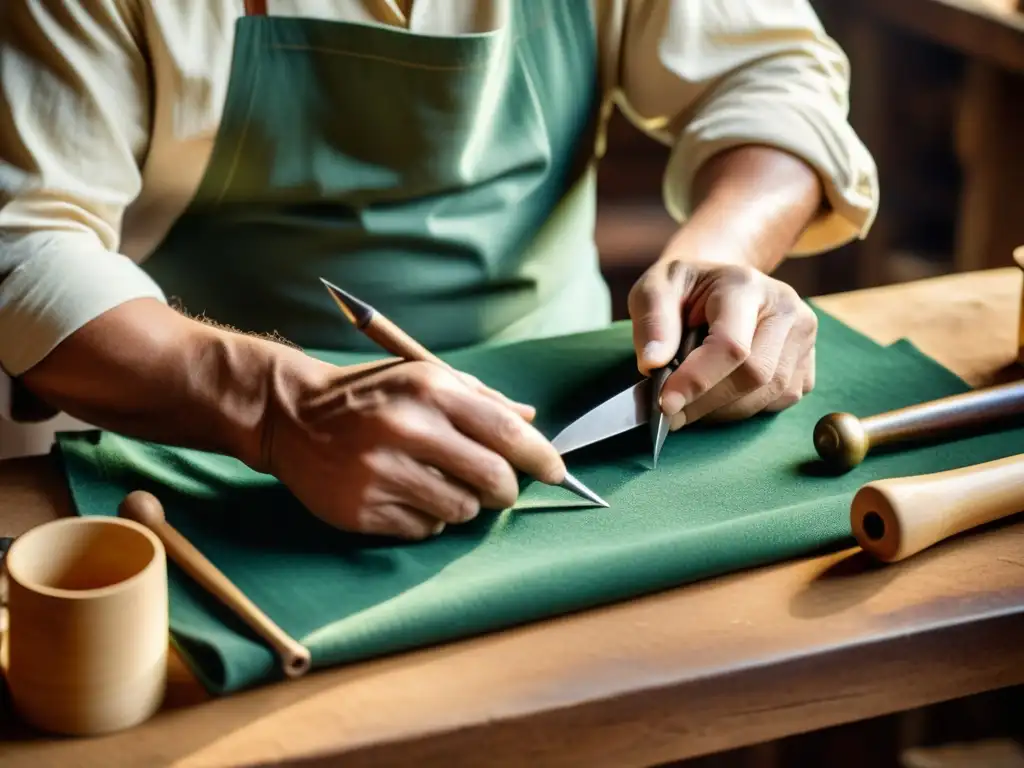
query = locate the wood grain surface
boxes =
[1,268,1023,768]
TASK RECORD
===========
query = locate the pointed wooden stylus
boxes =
[320,278,609,508]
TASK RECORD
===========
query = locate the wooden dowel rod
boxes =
[119,491,312,678]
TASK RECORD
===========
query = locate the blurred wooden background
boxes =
[593,0,1024,321]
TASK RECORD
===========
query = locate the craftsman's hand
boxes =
[629,260,817,429]
[628,145,825,430]
[261,357,565,540]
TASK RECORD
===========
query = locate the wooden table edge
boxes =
[324,606,1024,768]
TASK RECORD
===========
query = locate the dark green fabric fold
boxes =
[57,306,1024,694]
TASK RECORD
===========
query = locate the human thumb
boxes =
[628,274,683,376]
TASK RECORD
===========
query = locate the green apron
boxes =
[142,2,610,353]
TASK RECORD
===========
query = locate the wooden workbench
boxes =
[2,268,1023,767]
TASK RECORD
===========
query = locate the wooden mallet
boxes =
[850,452,1024,563]
[119,491,312,679]
[813,379,1024,471]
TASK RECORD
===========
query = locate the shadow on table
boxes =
[789,510,1024,621]
[788,549,899,619]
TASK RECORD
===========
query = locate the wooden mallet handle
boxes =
[850,453,1024,563]
[813,379,1024,470]
[119,491,312,679]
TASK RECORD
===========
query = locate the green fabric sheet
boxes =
[57,306,1024,694]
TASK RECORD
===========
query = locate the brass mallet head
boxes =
[813,412,869,471]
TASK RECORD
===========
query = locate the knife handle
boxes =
[654,326,707,400]
[668,325,709,371]
[678,326,706,366]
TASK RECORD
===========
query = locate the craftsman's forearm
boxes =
[662,144,825,272]
[16,298,312,469]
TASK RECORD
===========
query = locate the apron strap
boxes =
[244,0,267,16]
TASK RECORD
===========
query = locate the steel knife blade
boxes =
[549,378,652,456]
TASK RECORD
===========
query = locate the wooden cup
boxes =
[3,517,168,736]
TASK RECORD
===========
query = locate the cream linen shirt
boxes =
[0,0,878,390]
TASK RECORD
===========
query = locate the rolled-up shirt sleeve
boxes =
[607,0,880,256]
[0,0,166,378]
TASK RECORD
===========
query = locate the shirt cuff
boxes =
[0,231,167,377]
[662,97,880,257]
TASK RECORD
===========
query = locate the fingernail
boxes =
[643,341,669,364]
[461,499,480,522]
[661,391,686,416]
[432,521,446,535]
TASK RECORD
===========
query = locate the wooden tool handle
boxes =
[119,492,312,679]
[367,315,452,371]
[813,379,1024,470]
[850,453,1024,562]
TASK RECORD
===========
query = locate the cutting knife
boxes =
[550,326,706,465]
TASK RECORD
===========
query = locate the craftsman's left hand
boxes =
[629,259,818,429]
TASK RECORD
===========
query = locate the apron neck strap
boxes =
[244,0,267,16]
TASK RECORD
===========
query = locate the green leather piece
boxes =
[56,306,1024,694]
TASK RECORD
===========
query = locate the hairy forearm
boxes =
[16,298,312,469]
[661,145,825,272]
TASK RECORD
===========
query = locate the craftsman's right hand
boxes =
[260,358,566,540]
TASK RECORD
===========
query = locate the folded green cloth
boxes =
[57,306,1022,694]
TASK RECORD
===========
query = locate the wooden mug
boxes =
[3,516,168,736]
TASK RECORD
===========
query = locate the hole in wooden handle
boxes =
[862,511,886,541]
